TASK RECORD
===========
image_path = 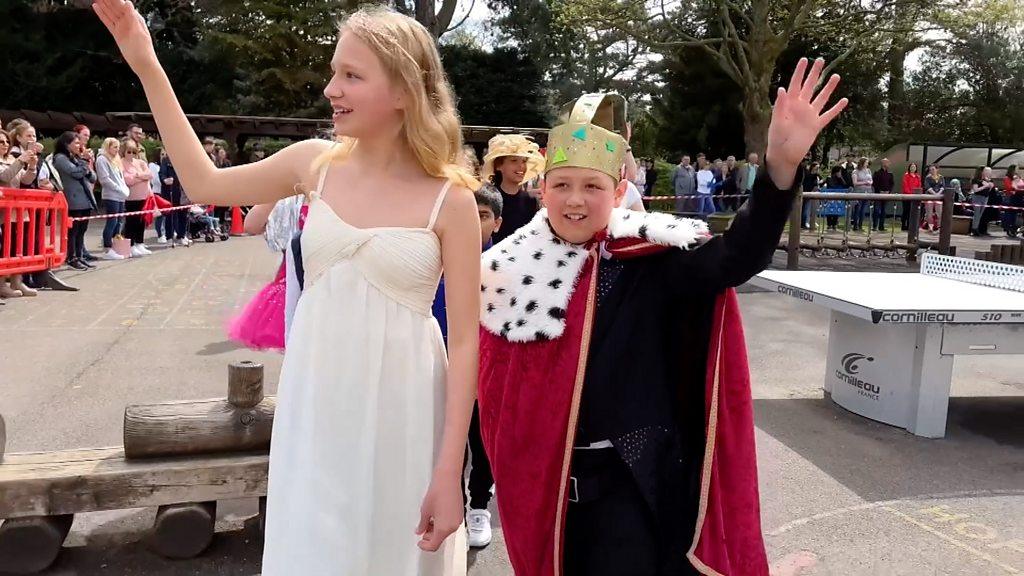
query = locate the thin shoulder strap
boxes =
[315,162,330,196]
[313,143,339,197]
[427,180,453,230]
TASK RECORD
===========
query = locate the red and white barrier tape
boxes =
[69,204,199,222]
[641,194,1024,211]
[642,194,746,201]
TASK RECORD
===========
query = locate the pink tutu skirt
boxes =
[227,259,287,351]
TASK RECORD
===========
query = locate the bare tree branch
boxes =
[723,0,755,29]
[435,0,460,36]
[443,0,476,34]
[719,2,751,79]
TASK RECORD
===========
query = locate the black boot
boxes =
[40,269,79,291]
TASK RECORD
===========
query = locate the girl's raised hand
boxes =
[92,0,159,75]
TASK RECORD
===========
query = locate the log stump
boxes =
[151,501,216,559]
[0,514,74,574]
[124,362,273,459]
[227,361,264,408]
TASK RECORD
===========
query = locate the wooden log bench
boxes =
[0,362,274,574]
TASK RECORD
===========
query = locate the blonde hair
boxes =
[101,137,123,172]
[8,120,33,148]
[460,145,480,176]
[314,7,478,191]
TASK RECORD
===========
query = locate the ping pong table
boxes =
[750,253,1024,438]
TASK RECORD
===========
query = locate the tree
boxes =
[394,0,476,38]
[486,0,650,113]
[190,0,347,117]
[904,30,1024,145]
[440,44,548,127]
[558,0,953,155]
[648,52,745,159]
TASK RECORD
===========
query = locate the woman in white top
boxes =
[695,157,716,215]
[632,159,646,190]
[619,180,647,212]
[852,157,873,231]
[96,137,130,259]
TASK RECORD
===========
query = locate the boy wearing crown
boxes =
[477,59,847,576]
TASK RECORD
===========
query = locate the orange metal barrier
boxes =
[0,187,69,275]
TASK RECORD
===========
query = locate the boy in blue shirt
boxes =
[431,185,503,548]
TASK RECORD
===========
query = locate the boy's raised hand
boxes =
[765,58,848,189]
[92,0,160,76]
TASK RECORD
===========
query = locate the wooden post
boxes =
[938,189,954,254]
[152,501,216,559]
[123,362,274,459]
[787,191,801,270]
[259,496,267,535]
[0,514,74,574]
[228,361,264,408]
[906,198,921,263]
[991,244,1004,263]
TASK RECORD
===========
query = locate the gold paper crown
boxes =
[544,93,628,181]
[481,134,545,183]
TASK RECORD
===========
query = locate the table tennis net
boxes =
[921,253,1024,293]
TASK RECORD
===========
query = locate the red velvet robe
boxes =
[478,237,767,576]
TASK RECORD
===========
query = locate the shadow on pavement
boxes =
[34,521,263,576]
[754,395,1024,502]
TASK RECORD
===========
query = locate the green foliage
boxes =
[439,44,548,127]
[648,55,746,160]
[904,32,1024,145]
[651,160,676,198]
[485,0,650,113]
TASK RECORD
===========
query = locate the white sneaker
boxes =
[466,509,492,548]
[130,245,147,257]
[156,235,167,244]
[102,248,125,261]
[181,237,192,246]
[138,245,153,255]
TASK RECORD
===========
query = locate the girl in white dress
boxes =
[93,3,481,574]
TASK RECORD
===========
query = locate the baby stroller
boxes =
[188,205,230,242]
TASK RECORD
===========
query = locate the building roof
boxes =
[1,109,549,146]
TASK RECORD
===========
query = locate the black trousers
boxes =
[463,403,493,510]
[67,210,91,260]
[564,450,696,576]
[124,199,147,245]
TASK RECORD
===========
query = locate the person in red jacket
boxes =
[1002,164,1023,237]
[901,162,922,230]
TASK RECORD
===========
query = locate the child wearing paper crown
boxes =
[477,58,848,576]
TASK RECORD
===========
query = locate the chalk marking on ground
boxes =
[881,506,1020,574]
[232,251,258,310]
[767,490,1024,537]
[160,255,214,329]
[86,259,168,329]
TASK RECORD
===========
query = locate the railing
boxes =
[785,189,955,270]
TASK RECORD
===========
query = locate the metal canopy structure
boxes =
[883,141,1024,181]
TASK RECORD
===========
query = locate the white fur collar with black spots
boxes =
[480,208,708,342]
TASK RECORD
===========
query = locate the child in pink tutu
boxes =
[227,195,305,351]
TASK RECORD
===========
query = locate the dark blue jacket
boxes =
[432,240,492,344]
